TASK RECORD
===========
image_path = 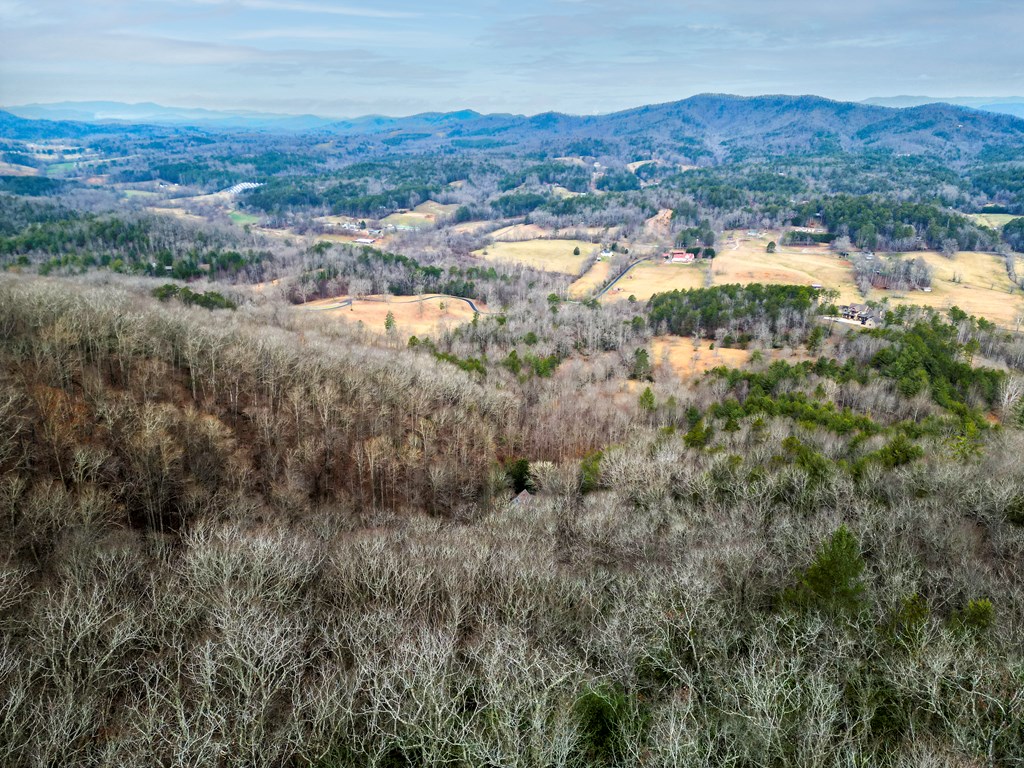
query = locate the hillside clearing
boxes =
[968,212,1019,230]
[380,200,460,229]
[472,239,597,274]
[297,294,480,335]
[651,336,814,379]
[229,211,260,226]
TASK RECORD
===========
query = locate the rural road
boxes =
[594,257,654,299]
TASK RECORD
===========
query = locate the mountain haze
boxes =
[5,94,1024,161]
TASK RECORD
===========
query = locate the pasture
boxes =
[490,223,549,241]
[875,250,1024,327]
[600,260,708,303]
[0,161,38,176]
[715,231,1024,326]
[713,231,862,303]
[229,211,260,226]
[381,200,460,229]
[968,213,1019,230]
[297,294,480,336]
[472,239,597,274]
[569,260,613,298]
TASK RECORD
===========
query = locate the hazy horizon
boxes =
[3,0,1024,118]
[7,93,1024,123]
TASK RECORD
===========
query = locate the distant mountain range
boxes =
[4,94,1024,161]
[863,96,1024,119]
[4,101,336,131]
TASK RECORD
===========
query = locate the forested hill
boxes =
[360,94,1024,160]
[7,94,1024,161]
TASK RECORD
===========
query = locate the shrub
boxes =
[783,525,866,617]
[952,598,995,635]
[579,450,603,493]
[572,685,643,767]
[683,419,713,448]
[505,458,534,494]
[638,386,656,413]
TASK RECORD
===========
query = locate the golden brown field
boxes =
[472,239,597,274]
[650,336,814,379]
[0,161,38,176]
[380,201,460,229]
[713,231,861,303]
[489,223,549,241]
[569,260,613,298]
[876,250,1024,327]
[600,260,708,303]
[297,294,481,336]
[714,231,1024,326]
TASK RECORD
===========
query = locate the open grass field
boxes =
[472,239,597,274]
[449,220,495,235]
[489,223,549,241]
[378,212,426,228]
[650,336,813,380]
[415,200,461,217]
[650,337,752,378]
[45,162,76,176]
[380,200,460,229]
[876,250,1024,327]
[229,211,260,226]
[968,213,1020,230]
[713,231,862,303]
[550,185,583,199]
[601,260,708,303]
[0,161,38,176]
[297,294,480,336]
[145,206,210,224]
[569,260,613,298]
[714,231,1023,326]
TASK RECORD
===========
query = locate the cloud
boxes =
[183,0,422,19]
[2,0,1024,116]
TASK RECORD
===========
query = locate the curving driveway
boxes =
[303,294,489,314]
[593,257,654,299]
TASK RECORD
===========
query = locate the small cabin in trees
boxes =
[511,489,535,507]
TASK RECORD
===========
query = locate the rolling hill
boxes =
[5,94,1024,161]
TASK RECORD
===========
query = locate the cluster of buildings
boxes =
[837,304,881,327]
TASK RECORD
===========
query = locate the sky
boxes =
[2,0,1023,117]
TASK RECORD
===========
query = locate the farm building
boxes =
[666,249,695,264]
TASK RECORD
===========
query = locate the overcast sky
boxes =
[2,0,1022,117]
